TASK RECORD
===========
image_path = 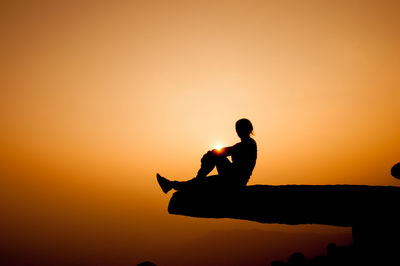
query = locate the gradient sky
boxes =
[1,1,399,265]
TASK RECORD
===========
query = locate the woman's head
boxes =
[235,118,254,139]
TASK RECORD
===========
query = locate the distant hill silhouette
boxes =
[168,184,400,264]
[137,262,157,266]
[271,242,356,266]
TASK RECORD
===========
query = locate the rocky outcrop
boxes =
[168,184,400,227]
[168,184,400,264]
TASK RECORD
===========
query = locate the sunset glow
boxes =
[215,144,223,151]
[1,1,399,265]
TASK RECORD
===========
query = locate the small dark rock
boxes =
[287,252,306,266]
[391,162,400,179]
[137,261,156,266]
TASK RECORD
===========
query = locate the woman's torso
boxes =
[230,137,257,183]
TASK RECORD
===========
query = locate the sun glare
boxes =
[215,144,223,151]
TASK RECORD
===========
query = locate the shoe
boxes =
[156,173,172,194]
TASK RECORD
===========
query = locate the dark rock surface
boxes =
[168,184,400,264]
[169,184,400,227]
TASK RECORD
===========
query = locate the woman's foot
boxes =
[156,173,173,194]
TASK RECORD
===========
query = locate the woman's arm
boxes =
[211,144,236,157]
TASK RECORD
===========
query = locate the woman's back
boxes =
[231,137,257,183]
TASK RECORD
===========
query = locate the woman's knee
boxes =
[201,150,216,163]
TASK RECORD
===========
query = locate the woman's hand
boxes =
[210,148,224,156]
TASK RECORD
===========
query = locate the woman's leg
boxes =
[172,159,232,190]
[172,157,232,191]
[216,157,232,176]
[171,151,218,191]
[195,151,218,178]
[172,174,227,191]
[157,151,231,193]
[170,177,199,191]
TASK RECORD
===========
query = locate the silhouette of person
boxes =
[156,118,257,193]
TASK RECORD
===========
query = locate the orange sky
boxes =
[1,1,399,265]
